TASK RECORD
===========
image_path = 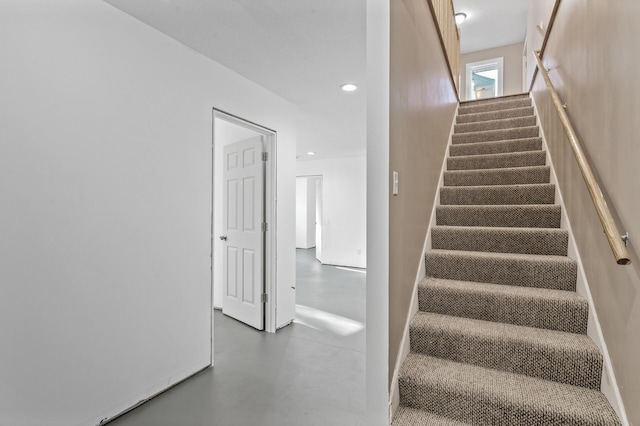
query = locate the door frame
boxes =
[212,109,278,338]
[465,57,504,101]
[296,174,323,262]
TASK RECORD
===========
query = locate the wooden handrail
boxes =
[529,0,562,93]
[533,51,631,265]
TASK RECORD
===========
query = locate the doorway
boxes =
[465,57,504,100]
[295,175,323,262]
[212,110,277,334]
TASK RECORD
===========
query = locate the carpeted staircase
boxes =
[393,94,622,425]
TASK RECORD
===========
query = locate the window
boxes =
[465,57,504,101]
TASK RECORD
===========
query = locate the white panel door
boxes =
[222,137,264,330]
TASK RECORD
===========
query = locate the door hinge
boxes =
[261,293,268,303]
[262,152,268,161]
[261,222,268,232]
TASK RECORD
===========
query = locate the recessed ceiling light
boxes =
[340,83,358,92]
[455,13,467,25]
[307,151,316,156]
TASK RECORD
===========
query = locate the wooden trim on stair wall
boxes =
[426,0,461,100]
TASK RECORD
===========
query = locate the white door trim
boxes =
[212,109,278,336]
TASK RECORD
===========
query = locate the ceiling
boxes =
[453,0,529,54]
[103,0,527,159]
[104,0,366,160]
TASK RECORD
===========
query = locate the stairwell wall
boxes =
[529,0,640,423]
[388,0,458,386]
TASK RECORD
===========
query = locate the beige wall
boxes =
[389,0,458,385]
[530,0,640,423]
[460,42,524,101]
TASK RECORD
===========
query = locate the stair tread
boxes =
[444,166,551,186]
[420,276,585,304]
[418,277,588,334]
[449,150,544,162]
[445,165,549,174]
[450,137,542,156]
[455,116,537,133]
[452,126,540,145]
[393,406,469,426]
[410,311,601,388]
[440,183,556,206]
[460,93,530,106]
[436,204,562,228]
[447,150,546,171]
[443,182,552,189]
[458,98,532,116]
[425,249,577,291]
[456,106,534,124]
[400,353,621,425]
[427,248,574,264]
[431,224,568,255]
[410,311,600,371]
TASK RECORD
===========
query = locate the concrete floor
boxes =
[109,248,366,426]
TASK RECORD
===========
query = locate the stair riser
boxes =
[456,106,534,124]
[398,377,611,426]
[444,167,550,187]
[448,151,546,170]
[460,94,530,107]
[425,252,577,291]
[458,98,532,115]
[431,226,567,255]
[455,116,537,134]
[453,127,540,144]
[436,205,562,228]
[418,284,588,334]
[440,184,555,205]
[450,138,542,156]
[392,406,468,426]
[409,320,601,388]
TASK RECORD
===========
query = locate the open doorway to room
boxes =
[465,57,504,100]
[295,175,323,261]
[289,162,366,352]
[212,110,277,335]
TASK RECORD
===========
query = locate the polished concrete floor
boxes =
[109,248,366,426]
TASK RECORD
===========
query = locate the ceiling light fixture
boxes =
[307,151,316,156]
[455,12,467,25]
[340,83,358,92]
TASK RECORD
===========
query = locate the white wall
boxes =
[295,177,318,249]
[366,0,390,423]
[0,2,296,425]
[297,157,366,268]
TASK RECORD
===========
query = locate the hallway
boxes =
[109,249,366,426]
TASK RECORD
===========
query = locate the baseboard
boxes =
[388,103,459,423]
[99,364,211,425]
[532,96,630,426]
